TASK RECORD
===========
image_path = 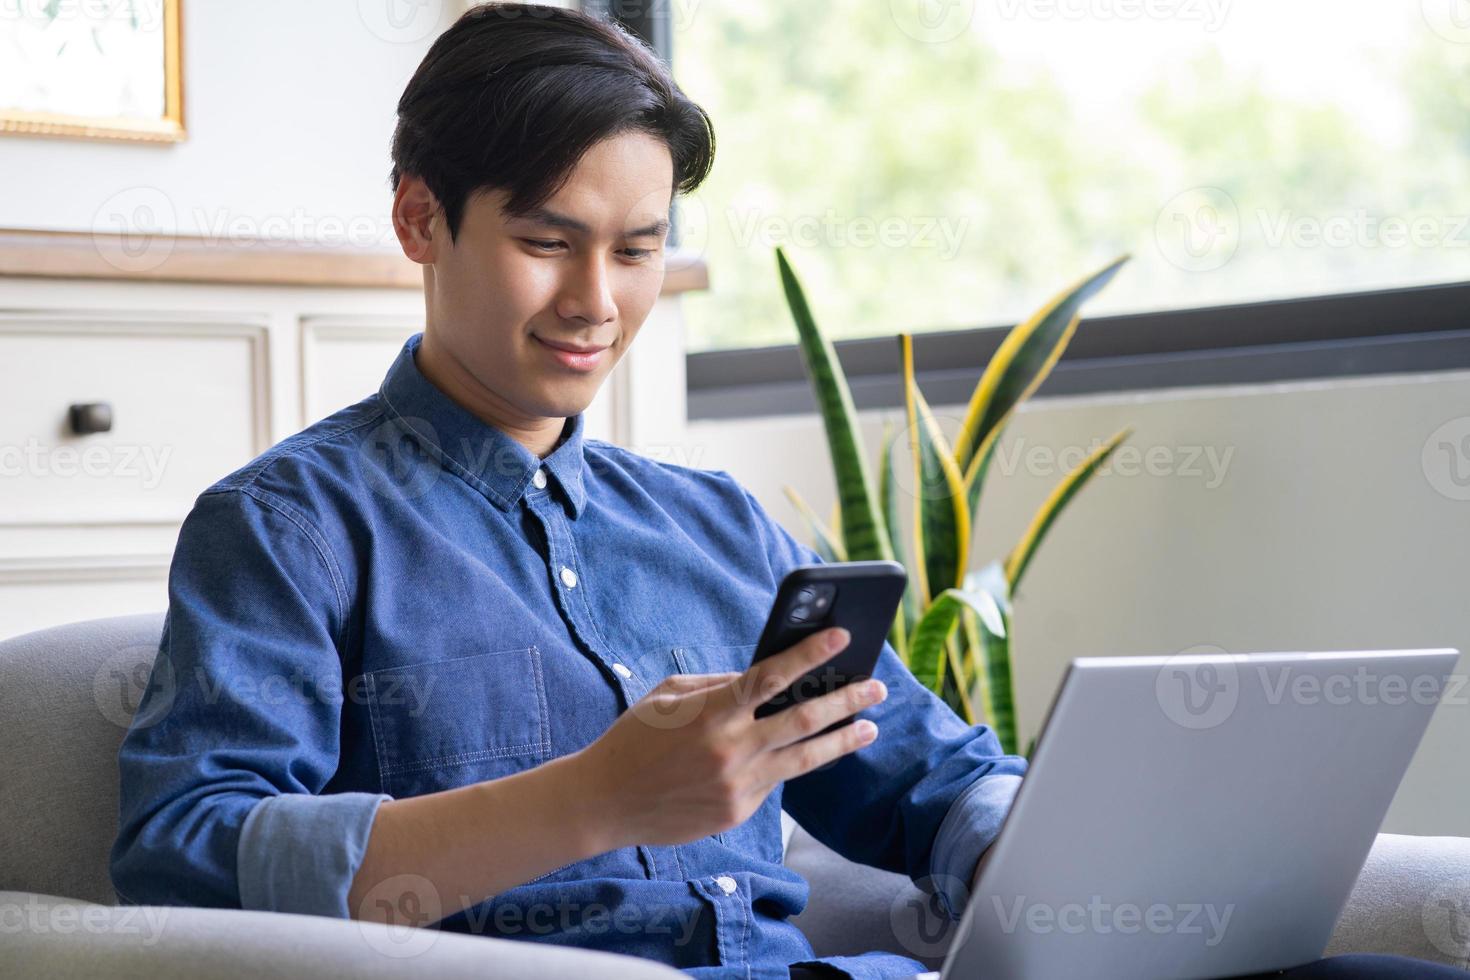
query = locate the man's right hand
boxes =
[574,626,888,851]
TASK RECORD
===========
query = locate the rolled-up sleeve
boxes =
[725,476,1028,922]
[109,485,392,918]
[930,772,1024,917]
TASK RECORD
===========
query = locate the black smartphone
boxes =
[750,560,907,736]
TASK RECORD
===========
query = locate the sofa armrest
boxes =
[784,824,955,972]
[1,892,686,980]
[785,826,1470,973]
[1324,833,1470,969]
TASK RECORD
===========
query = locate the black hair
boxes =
[389,2,715,244]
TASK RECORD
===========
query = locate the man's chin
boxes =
[524,387,599,424]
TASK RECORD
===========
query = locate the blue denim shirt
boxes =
[110,330,1026,980]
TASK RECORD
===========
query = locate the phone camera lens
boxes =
[789,605,811,622]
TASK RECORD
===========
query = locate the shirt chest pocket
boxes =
[364,645,552,798]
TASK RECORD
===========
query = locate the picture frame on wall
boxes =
[0,0,185,143]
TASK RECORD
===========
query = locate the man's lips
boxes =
[533,335,610,371]
[534,336,610,355]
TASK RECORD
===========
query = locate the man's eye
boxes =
[525,239,564,252]
[622,247,654,259]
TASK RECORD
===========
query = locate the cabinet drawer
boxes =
[0,318,268,526]
[300,317,419,425]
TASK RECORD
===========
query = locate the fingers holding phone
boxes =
[573,561,906,850]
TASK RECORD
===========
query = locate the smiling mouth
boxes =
[533,335,610,371]
[534,336,610,355]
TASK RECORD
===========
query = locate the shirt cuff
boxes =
[928,773,1023,921]
[237,791,393,918]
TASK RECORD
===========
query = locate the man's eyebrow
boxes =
[513,206,670,239]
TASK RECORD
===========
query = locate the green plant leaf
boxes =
[943,634,976,725]
[782,486,847,563]
[878,418,918,663]
[955,255,1130,511]
[965,562,1013,746]
[959,606,990,723]
[1005,427,1131,593]
[979,613,1018,755]
[776,247,893,565]
[900,333,971,606]
[907,587,1004,693]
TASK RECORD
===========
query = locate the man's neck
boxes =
[415,332,567,459]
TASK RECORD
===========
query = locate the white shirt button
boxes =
[532,468,548,489]
[715,875,737,895]
[559,566,578,588]
[611,663,632,679]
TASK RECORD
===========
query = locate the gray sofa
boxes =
[2,613,1467,978]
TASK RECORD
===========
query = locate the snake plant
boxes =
[777,246,1132,757]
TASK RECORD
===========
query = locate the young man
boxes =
[107,5,1457,980]
[109,8,1020,978]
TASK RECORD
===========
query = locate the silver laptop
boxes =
[930,647,1460,980]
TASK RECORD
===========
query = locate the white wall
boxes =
[687,371,1470,837]
[0,1,482,240]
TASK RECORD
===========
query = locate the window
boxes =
[668,0,1470,355]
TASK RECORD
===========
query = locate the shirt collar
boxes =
[377,331,587,518]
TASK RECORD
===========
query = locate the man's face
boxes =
[403,130,674,422]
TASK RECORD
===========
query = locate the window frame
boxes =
[687,281,1470,420]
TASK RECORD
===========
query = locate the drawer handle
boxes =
[68,402,113,435]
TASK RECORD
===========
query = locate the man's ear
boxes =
[392,174,443,265]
